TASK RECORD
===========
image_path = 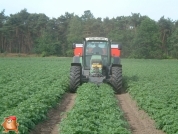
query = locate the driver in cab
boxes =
[92,43,103,54]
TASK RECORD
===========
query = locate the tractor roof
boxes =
[85,37,109,41]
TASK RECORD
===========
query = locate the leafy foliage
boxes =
[59,83,131,134]
[122,59,178,134]
[0,57,71,134]
[1,57,178,134]
[133,17,161,58]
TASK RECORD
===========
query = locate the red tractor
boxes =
[69,37,122,93]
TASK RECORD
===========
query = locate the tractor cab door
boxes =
[84,41,110,69]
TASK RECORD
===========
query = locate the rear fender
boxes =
[71,56,82,67]
[108,61,122,75]
[112,57,121,65]
[111,64,122,67]
[72,55,82,63]
[71,63,82,67]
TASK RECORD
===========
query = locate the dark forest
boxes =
[0,9,178,58]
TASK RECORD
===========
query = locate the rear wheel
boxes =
[69,66,81,93]
[110,66,122,93]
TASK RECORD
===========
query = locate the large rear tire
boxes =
[69,66,81,93]
[110,66,122,94]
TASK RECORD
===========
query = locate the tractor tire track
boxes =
[117,93,165,134]
[30,93,76,134]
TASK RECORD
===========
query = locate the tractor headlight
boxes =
[92,63,102,68]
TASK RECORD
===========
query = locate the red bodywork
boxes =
[111,48,121,57]
[73,44,121,57]
[74,47,83,56]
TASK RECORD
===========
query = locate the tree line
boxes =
[0,9,178,58]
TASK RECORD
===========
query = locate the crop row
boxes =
[59,83,131,134]
[122,59,178,134]
[0,57,71,134]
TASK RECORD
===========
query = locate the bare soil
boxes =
[29,93,76,134]
[117,93,165,134]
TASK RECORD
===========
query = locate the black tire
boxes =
[110,66,122,94]
[69,66,81,93]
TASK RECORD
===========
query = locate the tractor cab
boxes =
[84,37,111,68]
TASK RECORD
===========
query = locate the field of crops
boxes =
[122,59,178,134]
[59,83,130,134]
[0,57,71,134]
[0,57,178,134]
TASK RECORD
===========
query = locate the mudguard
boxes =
[112,57,121,64]
[71,56,82,66]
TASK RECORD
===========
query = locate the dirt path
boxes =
[30,93,76,134]
[117,93,165,134]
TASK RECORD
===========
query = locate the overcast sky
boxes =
[1,0,178,21]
